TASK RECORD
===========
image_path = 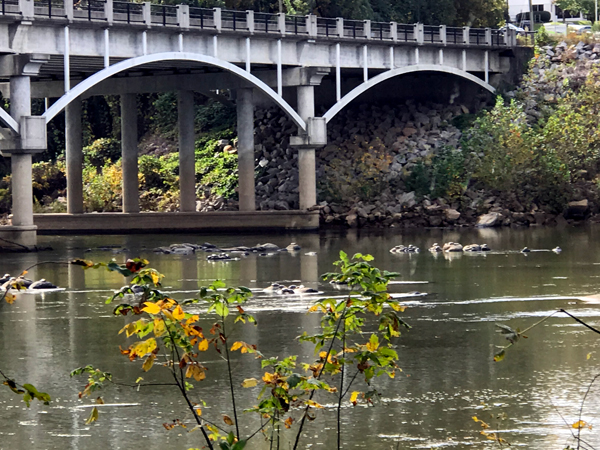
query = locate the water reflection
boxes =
[1,226,600,449]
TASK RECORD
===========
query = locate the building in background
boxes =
[507,0,584,24]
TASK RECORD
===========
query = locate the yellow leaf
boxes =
[572,420,587,429]
[185,365,206,382]
[132,338,157,358]
[150,271,161,285]
[587,353,592,360]
[95,397,104,404]
[308,305,319,312]
[223,414,234,426]
[142,354,156,372]
[197,339,209,351]
[230,342,244,352]
[85,406,99,424]
[142,302,161,315]
[241,378,258,388]
[350,391,360,405]
[154,319,166,337]
[4,292,15,304]
[366,334,379,352]
[173,305,184,321]
[262,372,277,384]
[306,400,324,408]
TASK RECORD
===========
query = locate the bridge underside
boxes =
[0,33,528,245]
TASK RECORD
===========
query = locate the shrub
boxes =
[83,138,121,171]
[82,162,123,212]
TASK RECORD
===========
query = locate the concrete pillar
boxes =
[236,88,255,211]
[120,93,139,213]
[297,85,317,210]
[11,154,34,226]
[178,90,196,212]
[9,76,34,228]
[65,97,83,214]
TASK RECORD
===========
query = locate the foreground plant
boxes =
[69,251,408,449]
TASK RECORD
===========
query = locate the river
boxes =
[1,225,600,449]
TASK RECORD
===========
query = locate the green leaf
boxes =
[214,302,230,318]
[287,373,302,389]
[232,441,247,450]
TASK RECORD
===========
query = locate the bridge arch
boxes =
[42,52,307,131]
[322,64,496,123]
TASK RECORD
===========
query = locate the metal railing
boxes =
[371,21,392,40]
[113,1,143,23]
[4,0,520,47]
[285,15,309,34]
[189,7,214,29]
[446,27,462,44]
[150,4,177,26]
[469,28,487,45]
[221,9,247,31]
[33,0,65,18]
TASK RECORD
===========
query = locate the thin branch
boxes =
[560,309,600,335]
[221,314,241,438]
[577,374,600,450]
[293,307,347,450]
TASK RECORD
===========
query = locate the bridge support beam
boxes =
[121,93,139,213]
[237,88,255,211]
[178,90,196,212]
[297,85,317,210]
[66,96,84,214]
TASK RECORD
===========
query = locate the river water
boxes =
[1,225,600,449]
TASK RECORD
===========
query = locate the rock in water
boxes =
[476,212,502,228]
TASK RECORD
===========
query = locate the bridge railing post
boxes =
[485,27,492,45]
[390,21,397,42]
[105,0,113,25]
[364,19,371,39]
[177,5,189,29]
[307,14,317,38]
[463,26,470,45]
[506,28,516,46]
[65,0,73,22]
[336,17,344,37]
[213,7,222,32]
[414,23,424,44]
[18,0,34,21]
[439,25,446,45]
[277,13,286,35]
[143,2,151,27]
[246,10,254,34]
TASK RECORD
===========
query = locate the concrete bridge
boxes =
[0,0,529,244]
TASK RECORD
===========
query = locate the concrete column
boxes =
[178,90,196,212]
[120,93,139,213]
[65,97,83,214]
[236,88,255,211]
[297,85,317,211]
[9,76,34,228]
[11,154,34,226]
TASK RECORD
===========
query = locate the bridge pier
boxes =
[120,93,140,213]
[66,96,84,214]
[178,90,196,212]
[237,88,255,211]
[296,85,317,210]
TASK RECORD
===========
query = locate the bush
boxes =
[82,162,123,212]
[83,138,121,171]
[195,137,239,199]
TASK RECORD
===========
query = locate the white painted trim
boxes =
[323,64,495,123]
[42,52,307,131]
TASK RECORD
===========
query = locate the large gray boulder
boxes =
[476,212,502,227]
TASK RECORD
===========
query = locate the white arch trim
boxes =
[43,52,307,131]
[0,108,19,133]
[323,64,496,123]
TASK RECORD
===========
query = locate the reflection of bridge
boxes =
[0,0,528,244]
